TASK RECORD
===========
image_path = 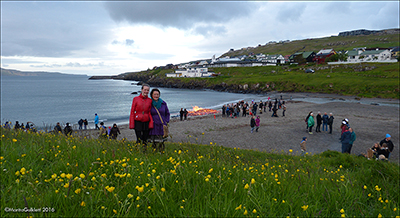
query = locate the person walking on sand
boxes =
[255,116,260,132]
[300,137,307,155]
[316,112,322,133]
[129,83,154,150]
[328,113,334,134]
[250,115,256,133]
[94,113,99,130]
[149,88,170,152]
[322,112,329,132]
[308,113,315,134]
[78,119,83,130]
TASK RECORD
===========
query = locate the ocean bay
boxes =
[1,74,267,129]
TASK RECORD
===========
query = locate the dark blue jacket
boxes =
[322,114,329,124]
[341,131,352,144]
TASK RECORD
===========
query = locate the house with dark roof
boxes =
[313,49,336,64]
[290,51,316,64]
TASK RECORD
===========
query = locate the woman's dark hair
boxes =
[150,88,160,98]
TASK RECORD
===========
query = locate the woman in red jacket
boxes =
[129,84,154,149]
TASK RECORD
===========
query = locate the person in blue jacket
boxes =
[94,113,99,129]
[340,126,352,153]
[322,112,329,132]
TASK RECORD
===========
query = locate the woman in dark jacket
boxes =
[149,88,170,151]
[129,84,154,148]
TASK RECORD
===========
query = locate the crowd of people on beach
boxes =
[221,96,287,120]
[2,88,395,160]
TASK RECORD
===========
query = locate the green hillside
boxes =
[221,31,400,58]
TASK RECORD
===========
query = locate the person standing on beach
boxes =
[184,109,188,120]
[83,119,88,129]
[308,113,315,134]
[54,122,62,134]
[149,88,170,151]
[222,105,226,117]
[340,126,352,153]
[316,112,322,133]
[64,123,72,136]
[328,113,334,134]
[322,112,329,132]
[300,137,307,155]
[129,84,154,149]
[180,108,184,121]
[94,113,99,129]
[305,111,312,130]
[282,104,286,117]
[109,124,121,140]
[78,119,83,130]
[348,128,356,154]
[250,115,256,133]
[255,116,260,132]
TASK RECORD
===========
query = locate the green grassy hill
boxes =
[1,129,399,217]
[124,62,399,99]
[221,30,400,57]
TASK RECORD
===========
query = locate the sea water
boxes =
[1,74,267,129]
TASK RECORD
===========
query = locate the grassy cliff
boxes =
[124,62,399,99]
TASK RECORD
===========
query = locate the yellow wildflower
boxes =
[301,205,308,211]
[12,139,17,142]
[113,209,117,214]
[251,178,256,184]
[243,210,248,215]
[127,194,133,198]
[79,174,85,179]
[244,184,249,189]
[235,204,242,210]
[137,186,144,193]
[340,209,345,213]
[75,189,81,194]
[161,188,166,192]
[80,201,85,207]
[253,209,257,213]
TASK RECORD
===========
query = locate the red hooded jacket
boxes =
[129,94,154,129]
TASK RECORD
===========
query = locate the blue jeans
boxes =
[322,123,328,131]
[342,143,352,154]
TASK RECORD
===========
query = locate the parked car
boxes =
[305,69,315,73]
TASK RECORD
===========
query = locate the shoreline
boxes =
[79,99,399,163]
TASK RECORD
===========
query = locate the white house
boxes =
[166,68,214,78]
[346,49,392,63]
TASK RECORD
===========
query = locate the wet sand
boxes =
[80,98,399,163]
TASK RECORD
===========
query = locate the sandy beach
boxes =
[81,94,399,163]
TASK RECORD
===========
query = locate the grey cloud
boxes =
[104,2,256,31]
[192,25,227,36]
[276,3,307,23]
[2,2,113,58]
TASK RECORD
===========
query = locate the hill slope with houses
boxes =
[158,28,399,72]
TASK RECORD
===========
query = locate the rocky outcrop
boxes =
[338,28,400,37]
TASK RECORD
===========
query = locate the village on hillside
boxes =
[165,46,399,78]
[163,29,399,78]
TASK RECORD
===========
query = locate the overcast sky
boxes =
[1,1,399,75]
